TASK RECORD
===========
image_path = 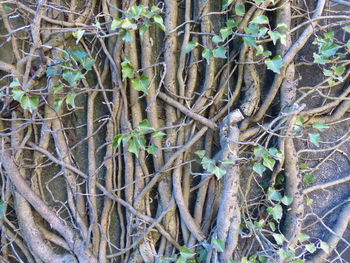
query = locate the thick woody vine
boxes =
[0,0,350,263]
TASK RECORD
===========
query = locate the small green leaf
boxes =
[152,130,166,139]
[343,25,350,33]
[265,55,284,74]
[303,173,315,186]
[222,0,234,10]
[52,84,64,94]
[332,65,345,76]
[46,66,62,77]
[111,18,122,30]
[121,18,137,30]
[121,29,133,42]
[305,243,317,253]
[62,70,85,86]
[268,31,281,45]
[72,29,85,44]
[269,222,276,231]
[309,133,320,147]
[113,134,123,148]
[220,27,232,41]
[184,42,198,54]
[212,35,223,44]
[138,119,155,132]
[213,46,227,59]
[9,79,21,88]
[243,37,257,47]
[128,138,141,157]
[3,5,13,13]
[268,187,282,202]
[235,3,245,16]
[256,45,271,57]
[277,23,289,30]
[251,15,269,25]
[153,15,166,31]
[263,156,275,171]
[0,200,6,220]
[132,74,150,94]
[121,59,135,80]
[12,89,26,102]
[295,115,305,126]
[281,195,293,206]
[202,48,213,64]
[195,150,206,159]
[306,197,313,206]
[21,95,39,113]
[299,163,309,169]
[201,156,216,172]
[267,204,283,221]
[273,234,285,245]
[147,144,159,155]
[212,238,225,252]
[253,163,266,177]
[179,246,196,259]
[212,166,226,179]
[54,98,64,112]
[320,241,329,253]
[298,233,310,242]
[312,122,329,132]
[66,93,77,108]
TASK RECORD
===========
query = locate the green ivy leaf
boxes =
[253,163,266,177]
[153,15,166,31]
[212,238,225,252]
[222,0,234,10]
[298,233,310,242]
[220,27,232,41]
[268,187,282,202]
[21,95,39,113]
[121,29,133,42]
[184,41,198,54]
[132,74,150,94]
[320,241,329,253]
[221,158,234,165]
[303,173,315,186]
[138,119,155,132]
[12,89,26,102]
[243,37,257,47]
[121,18,137,30]
[212,166,226,179]
[201,156,216,172]
[9,79,21,88]
[332,65,345,76]
[235,3,245,16]
[268,31,281,45]
[66,93,77,108]
[273,234,285,245]
[121,59,135,80]
[0,200,6,220]
[265,55,284,74]
[263,156,276,171]
[254,219,265,229]
[46,66,62,77]
[213,46,227,59]
[128,138,141,157]
[256,45,271,57]
[113,134,123,148]
[281,195,293,206]
[267,204,283,221]
[343,25,350,33]
[305,243,317,253]
[62,70,85,86]
[212,35,223,44]
[52,84,64,94]
[152,130,166,139]
[195,150,206,159]
[179,246,196,259]
[269,222,276,231]
[312,122,329,131]
[251,15,269,25]
[147,144,159,155]
[202,48,213,64]
[277,23,289,31]
[54,98,64,112]
[309,133,320,147]
[111,18,122,30]
[72,29,85,44]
